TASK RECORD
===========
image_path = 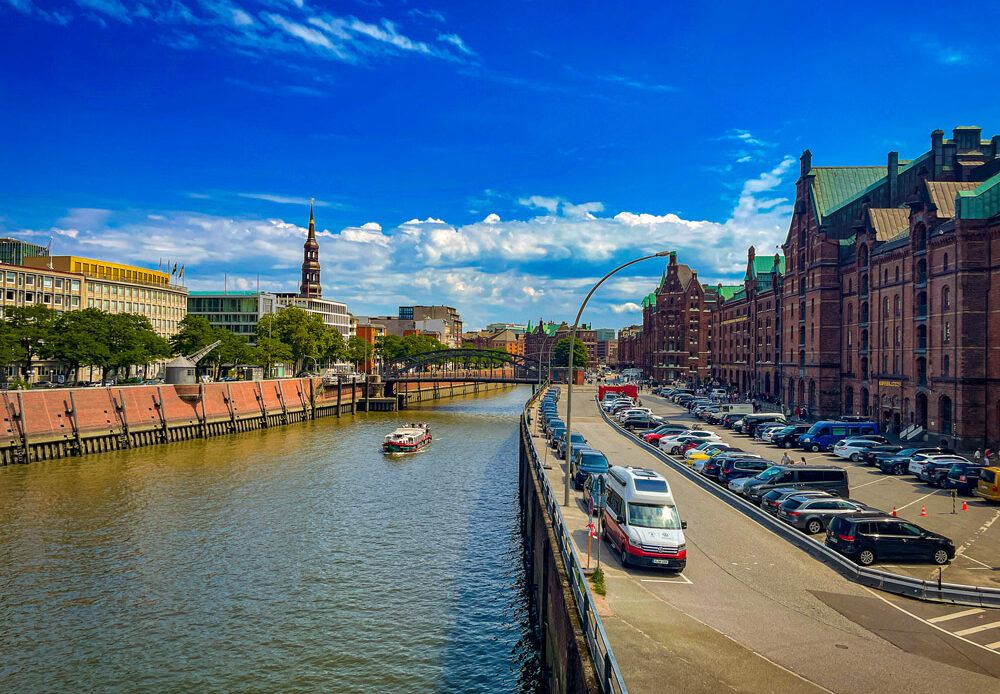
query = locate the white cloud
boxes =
[483,213,500,224]
[611,302,642,314]
[231,8,252,26]
[437,32,474,56]
[518,195,560,213]
[237,192,330,206]
[265,13,335,50]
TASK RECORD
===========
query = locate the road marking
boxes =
[927,608,984,623]
[894,489,943,512]
[958,553,995,569]
[955,620,1000,636]
[852,476,892,489]
[640,573,693,585]
[860,586,1000,656]
[986,640,1000,650]
[954,509,1000,560]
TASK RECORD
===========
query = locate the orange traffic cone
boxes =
[920,505,927,517]
[962,501,969,511]
[891,506,897,517]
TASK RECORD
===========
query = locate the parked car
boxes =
[917,456,969,486]
[945,463,984,494]
[700,452,759,480]
[548,425,567,447]
[770,424,811,448]
[759,488,832,515]
[718,457,772,484]
[743,465,850,502]
[623,412,662,431]
[976,467,1000,501]
[659,430,721,454]
[642,424,688,444]
[616,407,652,422]
[798,420,879,452]
[573,449,610,489]
[557,432,587,459]
[876,448,952,476]
[825,514,955,566]
[777,496,876,534]
[860,445,903,466]
[832,439,880,462]
[909,453,964,478]
[759,425,786,442]
[582,472,607,514]
[685,442,738,462]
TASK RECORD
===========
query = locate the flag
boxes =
[158,257,162,272]
[172,263,177,275]
[178,265,185,278]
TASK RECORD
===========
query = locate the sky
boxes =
[1,1,998,331]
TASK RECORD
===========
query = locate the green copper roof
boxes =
[716,285,742,300]
[811,167,887,219]
[641,291,657,309]
[956,172,1000,220]
[746,254,784,280]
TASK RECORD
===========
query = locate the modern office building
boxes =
[24,255,188,337]
[187,291,280,343]
[397,305,462,347]
[0,238,48,266]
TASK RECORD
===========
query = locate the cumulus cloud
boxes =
[3,158,796,328]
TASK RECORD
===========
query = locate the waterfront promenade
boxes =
[535,385,1000,693]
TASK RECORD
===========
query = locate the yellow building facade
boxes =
[24,255,188,337]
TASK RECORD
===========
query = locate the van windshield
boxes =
[755,466,784,481]
[627,503,681,529]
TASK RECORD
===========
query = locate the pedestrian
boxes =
[794,406,800,420]
[800,457,807,466]
[975,449,982,463]
[781,452,792,466]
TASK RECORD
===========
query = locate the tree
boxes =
[104,313,172,383]
[552,336,588,368]
[253,334,293,377]
[46,309,111,383]
[4,305,57,379]
[208,328,254,379]
[171,315,217,355]
[322,330,346,364]
[345,336,369,371]
[257,307,334,373]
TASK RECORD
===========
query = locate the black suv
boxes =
[945,463,984,494]
[623,412,660,431]
[771,424,810,449]
[876,447,953,476]
[825,514,955,566]
[861,445,902,466]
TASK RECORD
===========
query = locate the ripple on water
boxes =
[0,386,539,693]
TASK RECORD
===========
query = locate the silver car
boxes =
[776,496,877,534]
[727,476,755,494]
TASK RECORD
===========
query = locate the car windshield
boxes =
[755,466,784,481]
[627,503,681,529]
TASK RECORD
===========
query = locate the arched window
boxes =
[882,297,889,318]
[895,266,900,282]
[847,304,854,324]
[939,395,953,435]
[916,258,927,284]
[942,285,951,310]
[894,295,901,316]
[883,268,888,284]
[858,245,869,267]
[942,354,950,376]
[943,253,949,271]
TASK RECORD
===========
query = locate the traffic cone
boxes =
[962,501,969,511]
[920,505,927,517]
[891,506,897,517]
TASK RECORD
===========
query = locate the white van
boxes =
[603,466,687,570]
[707,402,753,423]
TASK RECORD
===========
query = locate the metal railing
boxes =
[521,390,628,693]
[597,400,1000,608]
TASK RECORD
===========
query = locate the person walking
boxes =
[781,452,792,466]
[975,449,983,464]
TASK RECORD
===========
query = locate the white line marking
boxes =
[955,509,1000,559]
[860,586,1000,656]
[958,553,995,569]
[985,640,1000,650]
[640,573,693,584]
[894,489,943,512]
[955,620,1000,636]
[852,476,892,489]
[927,608,984,623]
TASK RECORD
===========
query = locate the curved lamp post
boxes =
[563,250,671,506]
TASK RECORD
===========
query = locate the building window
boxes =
[943,322,951,343]
[942,286,951,310]
[894,266,899,283]
[942,354,950,376]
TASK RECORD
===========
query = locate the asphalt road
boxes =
[640,391,1000,589]
[536,385,1000,693]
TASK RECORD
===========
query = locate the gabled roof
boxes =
[868,208,910,241]
[746,254,784,280]
[956,172,1000,220]
[811,167,887,218]
[716,284,741,300]
[926,180,981,219]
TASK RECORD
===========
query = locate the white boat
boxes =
[382,423,432,453]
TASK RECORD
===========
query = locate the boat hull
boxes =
[382,436,432,454]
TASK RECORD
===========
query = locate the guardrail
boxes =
[596,397,1000,609]
[522,388,628,694]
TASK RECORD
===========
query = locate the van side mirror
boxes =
[681,520,688,530]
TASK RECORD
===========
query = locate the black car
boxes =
[945,463,984,494]
[918,458,968,487]
[876,447,953,475]
[861,445,902,466]
[700,452,756,480]
[718,457,771,484]
[825,514,955,566]
[623,412,661,431]
[771,424,810,448]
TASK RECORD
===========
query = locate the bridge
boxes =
[382,348,547,385]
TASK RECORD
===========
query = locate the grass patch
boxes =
[588,567,607,596]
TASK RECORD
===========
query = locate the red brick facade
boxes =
[620,127,1000,449]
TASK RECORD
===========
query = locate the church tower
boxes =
[299,198,322,297]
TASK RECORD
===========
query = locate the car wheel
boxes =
[620,545,629,568]
[811,444,820,452]
[932,548,950,565]
[850,453,860,462]
[784,440,794,449]
[806,519,823,534]
[893,465,904,476]
[858,549,876,566]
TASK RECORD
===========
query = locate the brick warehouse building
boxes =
[620,126,1000,450]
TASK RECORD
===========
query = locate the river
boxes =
[0,385,539,693]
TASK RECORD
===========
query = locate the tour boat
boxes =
[382,423,432,454]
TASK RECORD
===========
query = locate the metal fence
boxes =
[521,389,628,694]
[597,398,1000,609]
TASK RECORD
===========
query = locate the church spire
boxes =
[299,197,322,298]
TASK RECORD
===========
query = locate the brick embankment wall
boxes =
[519,420,601,694]
[0,375,513,465]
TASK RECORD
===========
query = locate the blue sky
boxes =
[1,1,998,330]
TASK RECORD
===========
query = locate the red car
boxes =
[681,440,703,453]
[642,426,686,444]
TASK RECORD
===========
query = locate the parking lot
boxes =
[641,391,1000,588]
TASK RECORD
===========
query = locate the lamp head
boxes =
[654,250,671,257]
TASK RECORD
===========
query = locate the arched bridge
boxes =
[382,349,547,385]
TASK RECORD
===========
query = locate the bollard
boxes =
[951,489,957,514]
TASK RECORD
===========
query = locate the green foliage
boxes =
[345,335,369,369]
[256,307,334,373]
[4,305,57,376]
[588,567,606,596]
[552,336,589,368]
[171,315,217,355]
[46,309,112,381]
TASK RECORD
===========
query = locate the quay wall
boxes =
[0,376,512,465]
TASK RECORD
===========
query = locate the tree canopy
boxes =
[552,336,589,368]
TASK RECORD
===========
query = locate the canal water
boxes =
[0,385,539,693]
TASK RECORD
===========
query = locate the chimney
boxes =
[931,129,944,176]
[668,251,677,265]
[953,126,981,152]
[800,149,812,176]
[888,151,899,203]
[748,245,756,263]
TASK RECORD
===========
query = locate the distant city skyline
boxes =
[1,1,997,327]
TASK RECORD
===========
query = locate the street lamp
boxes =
[563,250,671,506]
